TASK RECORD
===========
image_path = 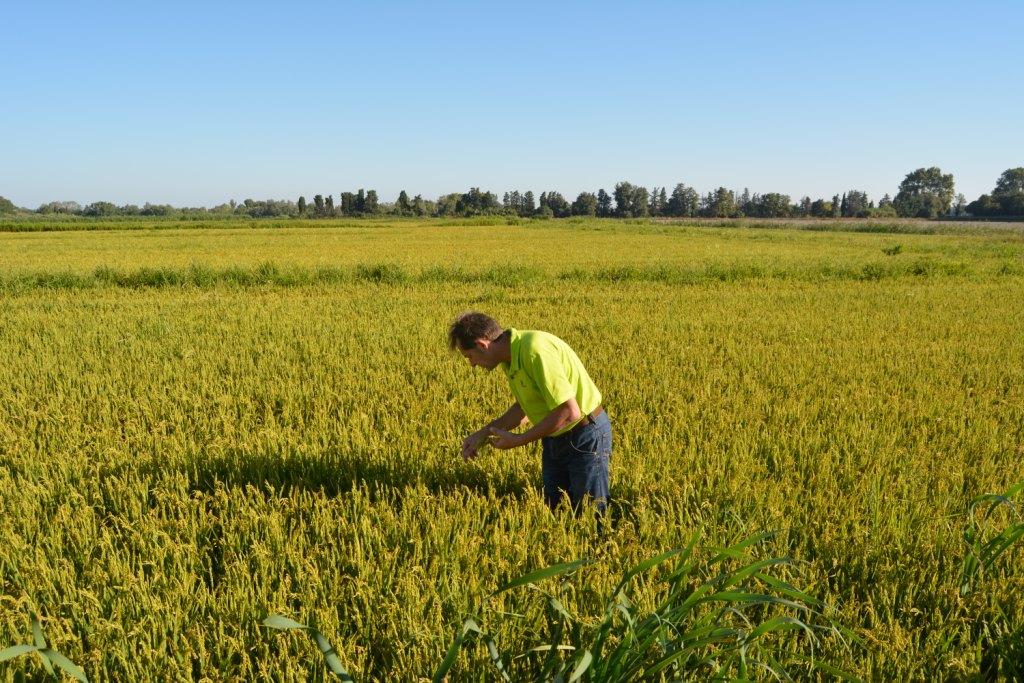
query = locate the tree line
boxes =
[3,167,1023,220]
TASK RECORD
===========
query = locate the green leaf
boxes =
[35,649,55,676]
[42,649,89,683]
[755,573,823,607]
[0,644,38,662]
[461,618,482,636]
[981,524,1024,566]
[610,548,683,599]
[263,615,308,631]
[482,633,510,682]
[31,615,46,649]
[567,650,593,683]
[548,597,574,623]
[719,557,792,590]
[743,615,814,643]
[432,625,466,683]
[311,629,353,681]
[517,644,576,657]
[492,559,592,595]
[788,652,862,682]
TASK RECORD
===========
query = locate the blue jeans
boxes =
[541,411,612,514]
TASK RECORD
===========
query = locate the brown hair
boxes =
[448,311,504,350]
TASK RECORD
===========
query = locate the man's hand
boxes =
[487,426,524,450]
[461,430,488,461]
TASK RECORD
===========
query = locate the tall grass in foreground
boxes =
[268,532,855,680]
[960,480,1024,680]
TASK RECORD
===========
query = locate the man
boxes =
[448,311,611,513]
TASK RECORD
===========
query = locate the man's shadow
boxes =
[162,444,534,504]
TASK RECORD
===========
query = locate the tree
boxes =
[841,190,870,217]
[613,182,648,218]
[704,187,735,218]
[571,192,598,216]
[894,166,955,218]
[324,195,335,215]
[0,196,16,214]
[83,201,118,216]
[648,187,663,217]
[455,187,501,215]
[831,194,841,218]
[297,196,307,216]
[38,201,82,214]
[502,190,534,217]
[340,192,356,216]
[396,190,411,215]
[738,188,752,216]
[409,194,430,216]
[364,190,379,214]
[953,193,967,217]
[522,191,536,216]
[666,183,699,217]
[539,191,570,217]
[596,189,613,217]
[756,193,792,218]
[798,196,812,217]
[313,194,325,217]
[810,199,832,218]
[872,194,896,217]
[140,202,175,216]
[994,167,1024,196]
[436,193,461,216]
[613,182,635,217]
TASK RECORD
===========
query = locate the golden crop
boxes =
[0,219,1022,680]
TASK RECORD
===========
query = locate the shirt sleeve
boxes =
[524,341,575,411]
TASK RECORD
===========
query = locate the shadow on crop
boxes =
[175,445,534,505]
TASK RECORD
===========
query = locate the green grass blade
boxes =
[31,616,46,649]
[263,615,308,631]
[742,615,814,643]
[42,649,89,683]
[610,548,683,599]
[311,629,354,681]
[718,557,792,590]
[0,644,38,662]
[431,625,466,683]
[492,559,591,595]
[707,532,774,564]
[567,650,592,683]
[755,573,824,608]
[981,524,1024,567]
[549,597,574,623]
[517,644,576,658]
[35,649,56,676]
[482,634,511,682]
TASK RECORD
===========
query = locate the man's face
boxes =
[460,338,499,370]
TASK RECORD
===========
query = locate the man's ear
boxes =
[474,338,490,351]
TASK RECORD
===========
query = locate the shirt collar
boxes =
[503,328,522,376]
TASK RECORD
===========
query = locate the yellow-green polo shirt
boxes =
[502,328,602,437]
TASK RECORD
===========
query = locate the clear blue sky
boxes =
[2,1,1022,208]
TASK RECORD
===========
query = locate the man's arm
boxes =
[462,403,527,460]
[488,398,581,450]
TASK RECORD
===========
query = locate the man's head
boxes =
[448,311,508,370]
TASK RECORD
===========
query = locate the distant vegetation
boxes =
[3,166,1023,221]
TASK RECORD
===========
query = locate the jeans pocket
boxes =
[567,427,600,457]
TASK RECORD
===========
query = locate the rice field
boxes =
[1,218,1022,680]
